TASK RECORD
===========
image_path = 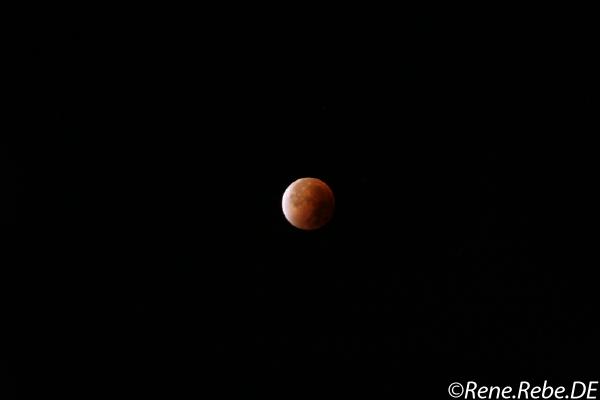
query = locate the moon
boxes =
[282,177,335,230]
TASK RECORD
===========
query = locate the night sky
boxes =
[17,8,597,399]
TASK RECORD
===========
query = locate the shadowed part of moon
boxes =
[282,178,335,230]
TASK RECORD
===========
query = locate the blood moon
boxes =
[282,177,335,230]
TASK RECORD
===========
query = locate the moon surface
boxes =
[282,177,335,230]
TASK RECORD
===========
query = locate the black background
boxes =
[19,7,597,399]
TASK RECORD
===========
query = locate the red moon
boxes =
[282,177,335,230]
